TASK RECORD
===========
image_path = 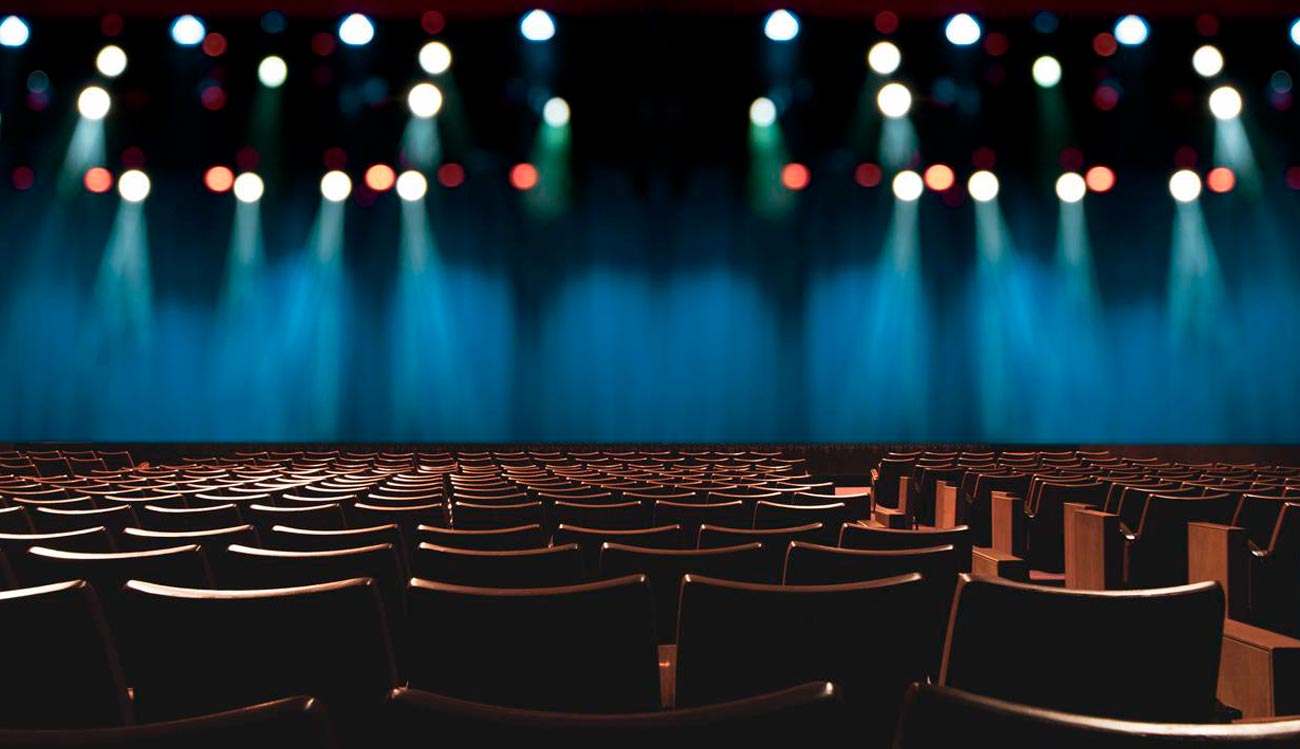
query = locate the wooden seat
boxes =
[268,523,405,555]
[412,543,583,588]
[751,502,845,543]
[652,500,747,539]
[417,523,547,551]
[246,503,347,535]
[839,523,972,571]
[32,505,138,536]
[0,506,33,533]
[138,504,242,533]
[553,524,683,576]
[451,501,543,530]
[1246,502,1300,636]
[119,525,259,585]
[697,523,823,583]
[1023,482,1107,573]
[551,501,649,531]
[0,527,115,584]
[1125,493,1236,588]
[27,545,214,627]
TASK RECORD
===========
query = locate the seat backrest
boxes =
[0,505,33,534]
[225,544,405,627]
[346,503,445,551]
[27,545,214,624]
[246,503,346,534]
[553,524,683,574]
[138,504,243,533]
[0,580,132,729]
[940,574,1224,722]
[118,525,259,583]
[406,575,660,712]
[1232,494,1288,550]
[839,523,972,570]
[551,501,649,531]
[676,573,927,745]
[652,500,747,538]
[412,543,583,588]
[1128,493,1236,587]
[451,501,544,530]
[416,523,547,551]
[32,505,138,536]
[697,523,823,583]
[752,502,845,542]
[0,527,115,584]
[875,457,916,508]
[896,682,1300,749]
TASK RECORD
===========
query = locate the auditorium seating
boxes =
[697,522,823,582]
[839,522,973,571]
[554,523,683,574]
[412,542,584,587]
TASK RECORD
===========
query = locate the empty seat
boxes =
[412,543,583,588]
[1124,494,1236,588]
[551,501,649,530]
[0,505,33,533]
[246,503,347,535]
[752,502,845,542]
[417,523,547,551]
[346,503,445,550]
[697,523,823,583]
[27,545,214,625]
[652,500,747,539]
[1023,481,1108,572]
[32,505,138,536]
[554,524,683,575]
[138,504,243,533]
[0,580,132,728]
[268,523,405,555]
[1245,502,1300,636]
[940,574,1224,722]
[406,575,660,712]
[0,527,115,584]
[451,501,543,530]
[119,525,259,585]
[839,523,972,571]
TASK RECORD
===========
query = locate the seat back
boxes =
[0,505,33,533]
[1232,494,1288,550]
[1128,493,1236,587]
[839,523,972,571]
[874,457,916,509]
[138,504,243,533]
[32,505,138,536]
[451,501,544,530]
[652,500,747,539]
[751,502,845,543]
[696,523,822,583]
[552,501,649,531]
[268,523,405,555]
[27,545,214,624]
[119,525,259,585]
[417,523,547,551]
[1024,482,1107,573]
[412,543,583,588]
[553,524,683,575]
[246,504,346,535]
[940,574,1224,721]
[0,527,116,584]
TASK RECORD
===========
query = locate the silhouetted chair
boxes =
[697,523,823,583]
[964,473,1031,547]
[0,527,115,584]
[346,503,444,552]
[412,543,583,588]
[752,502,845,543]
[268,523,405,556]
[119,525,259,584]
[552,501,649,530]
[138,504,243,533]
[31,505,137,536]
[0,505,33,533]
[1124,493,1236,588]
[839,523,972,570]
[1024,481,1108,572]
[940,574,1225,722]
[1246,502,1300,636]
[874,456,916,509]
[246,503,347,535]
[27,545,214,626]
[417,523,547,551]
[652,500,747,540]
[451,501,543,530]
[1232,494,1289,551]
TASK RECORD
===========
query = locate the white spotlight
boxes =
[945,13,981,46]
[118,170,151,203]
[1113,15,1149,46]
[233,172,264,203]
[892,171,924,202]
[407,82,444,118]
[1032,56,1062,88]
[764,10,799,42]
[543,96,570,127]
[77,86,111,121]
[170,15,205,47]
[876,82,912,118]
[396,171,428,202]
[1292,19,1300,47]
[968,170,1000,202]
[520,10,556,42]
[419,41,452,75]
[338,13,374,46]
[320,171,352,202]
[96,45,128,78]
[1208,86,1242,120]
[258,56,288,88]
[1055,172,1087,203]
[749,96,777,127]
[867,41,901,75]
[1192,45,1224,78]
[0,16,29,48]
[1169,169,1202,203]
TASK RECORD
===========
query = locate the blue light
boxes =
[763,10,799,42]
[945,14,981,46]
[520,10,556,42]
[0,16,29,48]
[338,13,374,46]
[1291,18,1300,47]
[169,15,205,47]
[1114,15,1149,47]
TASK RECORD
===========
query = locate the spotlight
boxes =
[407,82,444,118]
[233,172,264,203]
[1055,172,1086,203]
[764,10,799,42]
[876,82,912,118]
[543,96,570,127]
[118,169,150,203]
[1209,86,1242,120]
[396,171,428,201]
[892,170,924,202]
[419,41,451,75]
[77,86,111,120]
[923,164,955,191]
[1169,169,1202,202]
[968,170,999,202]
[204,166,234,193]
[867,41,901,75]
[1113,15,1149,46]
[258,55,288,88]
[364,164,396,192]
[0,16,29,47]
[1085,165,1116,193]
[338,13,374,46]
[520,10,555,42]
[1032,56,1062,88]
[1292,19,1300,47]
[1192,45,1224,78]
[945,14,981,46]
[749,96,777,127]
[96,45,127,78]
[320,170,352,202]
[170,15,205,47]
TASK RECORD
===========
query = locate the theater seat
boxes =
[119,525,259,585]
[27,545,214,625]
[417,523,547,551]
[752,502,845,542]
[839,523,973,571]
[697,523,823,583]
[32,505,138,536]
[412,543,584,588]
[246,503,347,535]
[137,504,243,533]
[553,524,683,576]
[451,501,544,530]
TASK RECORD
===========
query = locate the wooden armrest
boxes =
[897,475,912,518]
[935,481,958,529]
[991,491,1025,557]
[1188,522,1248,620]
[659,643,677,709]
[1219,619,1300,718]
[1064,505,1123,590]
[971,546,1029,582]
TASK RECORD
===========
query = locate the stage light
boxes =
[510,163,539,190]
[1032,55,1062,88]
[781,163,810,190]
[945,14,981,46]
[395,171,428,201]
[854,163,883,188]
[1209,86,1242,120]
[892,170,923,202]
[1113,15,1149,46]
[1192,45,1223,78]
[764,10,799,42]
[543,96,570,126]
[258,55,287,87]
[923,164,955,191]
[96,45,127,78]
[338,13,374,46]
[867,41,901,75]
[320,170,352,202]
[118,169,150,203]
[170,15,205,46]
[77,86,111,121]
[877,82,912,118]
[407,82,444,118]
[1169,169,1201,202]
[520,10,555,42]
[419,41,451,75]
[364,164,396,191]
[749,96,777,127]
[1085,166,1116,193]
[1055,172,1086,203]
[204,166,234,192]
[0,16,29,47]
[968,170,999,202]
[233,172,264,203]
[84,167,113,194]
[1291,19,1300,46]
[1206,166,1235,193]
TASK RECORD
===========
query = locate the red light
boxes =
[510,163,539,191]
[122,147,145,169]
[1092,85,1120,112]
[781,163,810,191]
[101,13,123,37]
[312,32,336,57]
[1174,146,1198,169]
[874,11,899,35]
[84,167,113,194]
[204,166,234,193]
[1092,33,1118,57]
[972,147,996,170]
[365,164,396,192]
[983,32,1010,57]
[1287,167,1300,190]
[202,33,227,57]
[1196,13,1219,37]
[421,11,446,35]
[1059,147,1085,171]
[437,163,466,188]
[854,163,883,188]
[201,86,227,111]
[1206,167,1236,194]
[923,164,955,192]
[11,166,34,191]
[323,147,348,170]
[236,146,260,171]
[1085,166,1115,193]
